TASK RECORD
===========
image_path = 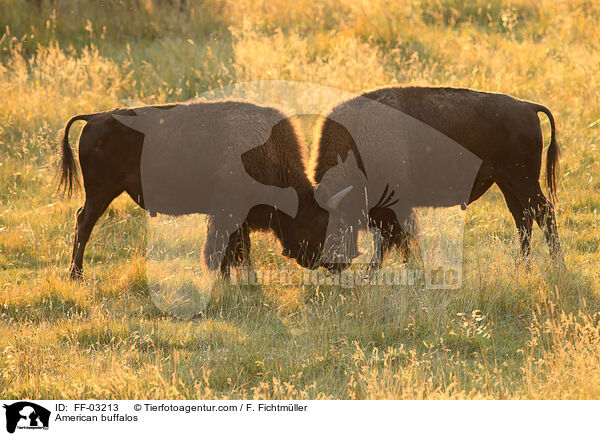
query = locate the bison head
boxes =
[276,193,330,270]
[314,152,368,271]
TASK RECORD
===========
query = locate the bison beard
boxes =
[58,101,327,279]
[313,86,564,268]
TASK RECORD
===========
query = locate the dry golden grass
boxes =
[0,0,599,399]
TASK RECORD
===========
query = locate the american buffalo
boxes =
[59,88,564,280]
[58,101,328,279]
[312,86,563,270]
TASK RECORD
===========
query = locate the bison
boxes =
[311,86,564,270]
[58,101,329,279]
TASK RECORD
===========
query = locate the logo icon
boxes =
[3,402,50,434]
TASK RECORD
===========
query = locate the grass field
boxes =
[1,0,599,399]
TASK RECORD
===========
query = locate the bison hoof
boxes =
[69,267,83,280]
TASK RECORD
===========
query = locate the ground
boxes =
[0,0,599,399]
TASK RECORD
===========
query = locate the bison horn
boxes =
[327,185,353,210]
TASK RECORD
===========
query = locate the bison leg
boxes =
[498,180,564,266]
[367,219,394,269]
[367,209,395,269]
[529,186,564,266]
[203,216,226,272]
[220,225,252,275]
[387,220,416,262]
[69,190,120,279]
[497,183,534,259]
[368,207,415,269]
[468,168,494,204]
[203,216,251,276]
[368,228,384,269]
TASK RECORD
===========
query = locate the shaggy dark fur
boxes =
[58,102,328,279]
[313,86,563,265]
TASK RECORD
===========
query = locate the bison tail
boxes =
[58,114,93,197]
[532,104,560,204]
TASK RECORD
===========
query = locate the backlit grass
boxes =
[1,0,599,399]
